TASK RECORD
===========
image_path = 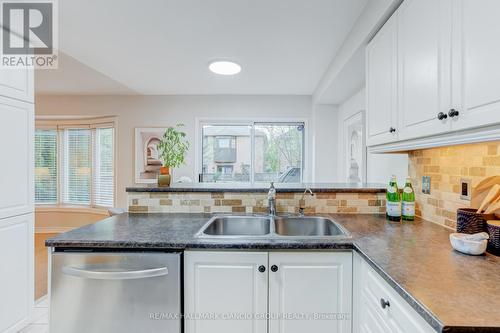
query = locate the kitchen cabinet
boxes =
[367,0,500,150]
[397,0,452,140]
[0,97,34,220]
[185,251,352,333]
[268,252,352,333]
[352,253,434,333]
[0,68,34,103]
[366,10,398,146]
[184,251,268,333]
[0,213,34,333]
[451,0,500,131]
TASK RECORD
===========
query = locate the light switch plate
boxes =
[422,176,431,194]
[460,178,472,201]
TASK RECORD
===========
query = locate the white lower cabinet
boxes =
[269,252,352,333]
[185,251,352,333]
[0,213,34,333]
[353,252,434,333]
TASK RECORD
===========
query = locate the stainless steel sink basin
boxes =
[196,215,349,239]
[274,217,346,237]
[197,216,271,237]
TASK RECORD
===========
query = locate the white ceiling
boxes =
[36,0,368,95]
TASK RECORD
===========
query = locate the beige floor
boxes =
[35,233,58,300]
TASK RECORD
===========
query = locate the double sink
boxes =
[196,215,349,239]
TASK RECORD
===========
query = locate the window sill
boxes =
[35,205,110,215]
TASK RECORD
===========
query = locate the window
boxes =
[35,121,115,208]
[200,122,304,183]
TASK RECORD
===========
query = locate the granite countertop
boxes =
[46,213,500,333]
[125,182,386,193]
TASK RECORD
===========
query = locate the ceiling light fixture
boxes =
[208,61,242,75]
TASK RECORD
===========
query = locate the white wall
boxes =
[35,95,313,207]
[311,104,339,182]
[337,89,408,184]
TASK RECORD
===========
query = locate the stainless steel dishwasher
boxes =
[49,250,181,333]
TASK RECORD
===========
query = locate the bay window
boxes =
[35,119,115,208]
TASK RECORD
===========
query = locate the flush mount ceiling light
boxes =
[208,61,242,75]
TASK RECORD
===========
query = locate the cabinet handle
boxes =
[258,265,266,273]
[389,127,396,133]
[271,265,279,272]
[448,109,460,118]
[437,112,448,120]
[380,298,390,309]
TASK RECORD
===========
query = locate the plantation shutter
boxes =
[34,129,58,204]
[93,127,114,207]
[62,128,92,205]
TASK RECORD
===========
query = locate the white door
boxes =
[397,0,453,140]
[268,252,352,333]
[451,0,500,130]
[184,251,268,333]
[366,11,398,146]
[0,213,34,333]
[0,68,34,103]
[0,97,34,219]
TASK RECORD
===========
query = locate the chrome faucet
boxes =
[268,182,276,216]
[298,188,314,216]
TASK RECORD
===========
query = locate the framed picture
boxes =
[135,127,167,184]
[343,111,366,183]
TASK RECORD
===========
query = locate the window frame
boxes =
[196,118,307,184]
[35,117,117,209]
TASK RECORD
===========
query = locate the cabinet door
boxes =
[452,0,500,130]
[269,252,352,333]
[0,213,34,333]
[184,251,268,333]
[0,68,34,103]
[366,11,398,146]
[0,97,34,219]
[397,0,453,140]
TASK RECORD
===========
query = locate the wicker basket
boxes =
[456,208,494,234]
[486,220,500,256]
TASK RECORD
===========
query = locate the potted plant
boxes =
[157,124,189,187]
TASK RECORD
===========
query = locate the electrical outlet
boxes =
[422,176,431,194]
[461,178,472,201]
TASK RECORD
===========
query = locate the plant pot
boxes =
[158,167,171,187]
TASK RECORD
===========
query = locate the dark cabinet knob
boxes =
[271,265,279,272]
[389,127,396,133]
[258,265,266,273]
[437,112,448,120]
[380,298,390,309]
[448,109,460,117]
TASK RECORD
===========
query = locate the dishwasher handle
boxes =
[62,265,169,280]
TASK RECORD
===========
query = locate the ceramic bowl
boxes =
[450,233,488,255]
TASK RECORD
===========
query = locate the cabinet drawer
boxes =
[362,259,434,333]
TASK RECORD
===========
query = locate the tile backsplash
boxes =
[409,141,500,228]
[128,192,386,215]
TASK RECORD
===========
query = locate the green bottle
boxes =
[386,175,401,222]
[402,177,415,221]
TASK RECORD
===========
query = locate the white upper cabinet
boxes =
[0,97,34,219]
[0,68,34,103]
[451,0,500,130]
[268,252,352,333]
[397,0,453,140]
[366,11,398,146]
[367,0,500,149]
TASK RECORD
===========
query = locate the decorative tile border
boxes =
[128,192,386,214]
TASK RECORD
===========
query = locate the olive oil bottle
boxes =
[402,177,415,221]
[386,175,401,222]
